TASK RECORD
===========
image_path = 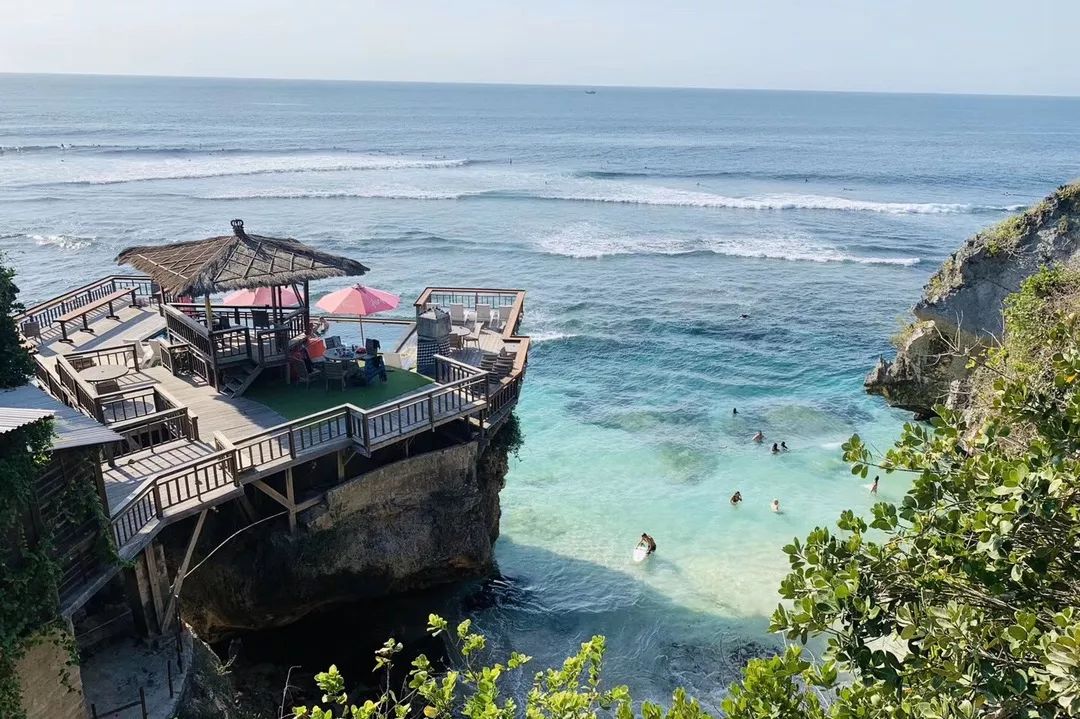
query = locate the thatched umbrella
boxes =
[116,219,369,329]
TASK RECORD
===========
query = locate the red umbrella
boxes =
[222,286,301,306]
[315,284,400,342]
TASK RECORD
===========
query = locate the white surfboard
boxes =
[632,544,649,563]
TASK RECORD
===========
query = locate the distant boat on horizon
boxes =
[584,90,597,95]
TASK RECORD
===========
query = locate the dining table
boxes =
[78,364,130,384]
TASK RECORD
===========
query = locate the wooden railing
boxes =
[211,326,251,363]
[164,302,304,369]
[107,361,490,554]
[162,304,215,360]
[110,407,200,459]
[15,275,157,334]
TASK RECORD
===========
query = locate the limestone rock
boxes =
[868,182,1080,417]
[175,437,509,641]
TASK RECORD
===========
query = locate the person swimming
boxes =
[730,491,743,505]
[732,407,738,415]
[638,532,657,555]
[781,441,789,451]
[752,431,764,443]
[771,499,781,513]
[771,442,780,454]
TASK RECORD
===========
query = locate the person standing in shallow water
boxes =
[638,532,657,555]
[752,430,764,443]
[730,491,743,505]
[871,476,879,495]
[771,442,780,454]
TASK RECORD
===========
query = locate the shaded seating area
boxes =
[114,219,370,396]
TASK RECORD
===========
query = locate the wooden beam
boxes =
[161,510,207,632]
[251,478,293,509]
[336,448,346,481]
[286,467,297,534]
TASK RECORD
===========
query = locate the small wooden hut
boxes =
[116,220,369,393]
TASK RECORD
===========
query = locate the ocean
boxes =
[3,74,1079,707]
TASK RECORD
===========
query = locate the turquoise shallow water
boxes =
[3,75,1080,706]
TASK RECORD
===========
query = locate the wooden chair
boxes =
[251,309,270,329]
[20,321,41,347]
[292,359,322,389]
[323,361,348,391]
[325,335,343,349]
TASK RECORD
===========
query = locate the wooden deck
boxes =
[102,438,215,513]
[142,366,287,441]
[20,278,529,560]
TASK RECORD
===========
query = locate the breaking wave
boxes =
[33,155,476,186]
[536,224,920,266]
[31,233,95,250]
[516,187,1020,215]
[198,184,1020,216]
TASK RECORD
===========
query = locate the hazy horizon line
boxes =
[3,70,1078,101]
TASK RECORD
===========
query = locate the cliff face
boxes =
[867,182,1080,417]
[178,437,509,641]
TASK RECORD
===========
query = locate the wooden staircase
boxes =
[221,362,263,398]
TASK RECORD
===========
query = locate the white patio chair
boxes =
[449,303,466,325]
[146,338,165,367]
[474,303,493,326]
[497,305,513,329]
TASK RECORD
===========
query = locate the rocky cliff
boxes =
[174,429,515,641]
[866,182,1080,418]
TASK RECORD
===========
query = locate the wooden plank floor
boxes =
[102,438,216,513]
[142,366,288,441]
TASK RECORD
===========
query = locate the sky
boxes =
[1,0,1078,96]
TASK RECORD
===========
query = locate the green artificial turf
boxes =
[244,366,433,420]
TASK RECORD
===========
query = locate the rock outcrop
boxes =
[867,182,1080,417]
[176,435,512,641]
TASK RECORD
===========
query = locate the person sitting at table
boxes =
[307,316,330,337]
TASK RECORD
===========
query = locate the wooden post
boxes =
[337,449,346,481]
[286,467,297,534]
[162,510,206,632]
[139,686,147,719]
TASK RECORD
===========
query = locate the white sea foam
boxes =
[529,330,581,343]
[536,223,920,266]
[39,154,473,185]
[204,187,470,201]
[526,185,1015,215]
[31,233,94,250]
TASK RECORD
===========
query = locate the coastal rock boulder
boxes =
[867,182,1080,417]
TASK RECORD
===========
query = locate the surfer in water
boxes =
[781,441,789,451]
[638,532,657,555]
[730,491,743,506]
[752,430,765,443]
[771,442,780,454]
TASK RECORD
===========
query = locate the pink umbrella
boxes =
[315,284,400,342]
[222,286,301,306]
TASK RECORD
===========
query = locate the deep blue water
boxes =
[3,74,1079,706]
